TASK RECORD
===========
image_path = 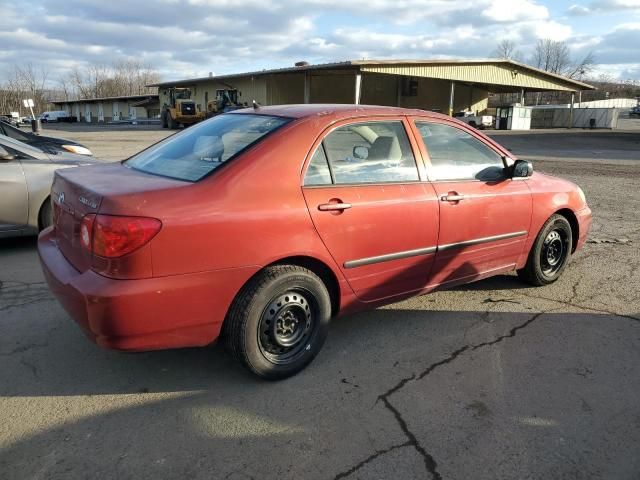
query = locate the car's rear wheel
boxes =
[224,265,331,380]
[38,198,53,231]
[518,214,572,286]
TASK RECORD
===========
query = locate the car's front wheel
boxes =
[224,265,331,380]
[518,214,573,286]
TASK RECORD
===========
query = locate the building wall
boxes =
[310,71,357,103]
[393,77,488,113]
[155,70,497,114]
[267,73,304,104]
[360,73,398,106]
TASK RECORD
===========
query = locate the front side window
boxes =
[126,114,290,182]
[319,121,419,185]
[416,122,505,181]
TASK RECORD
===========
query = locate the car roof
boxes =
[229,104,452,122]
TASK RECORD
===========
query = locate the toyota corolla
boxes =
[38,104,591,379]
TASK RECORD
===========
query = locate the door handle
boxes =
[440,193,465,202]
[318,202,352,212]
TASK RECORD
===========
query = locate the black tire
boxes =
[518,214,573,286]
[38,198,53,231]
[224,265,331,380]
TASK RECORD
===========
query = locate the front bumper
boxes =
[38,227,258,351]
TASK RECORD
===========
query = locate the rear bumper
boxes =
[38,228,258,351]
[575,205,592,252]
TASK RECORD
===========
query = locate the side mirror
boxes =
[0,146,15,161]
[353,145,369,160]
[512,159,533,178]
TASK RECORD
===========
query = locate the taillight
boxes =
[80,214,161,258]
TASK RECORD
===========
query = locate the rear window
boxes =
[125,113,290,181]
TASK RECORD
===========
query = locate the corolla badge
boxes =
[79,196,98,209]
[58,192,65,204]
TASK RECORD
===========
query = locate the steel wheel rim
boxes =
[258,289,317,365]
[541,229,568,276]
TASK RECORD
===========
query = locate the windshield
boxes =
[175,89,191,100]
[125,113,291,181]
[0,122,31,142]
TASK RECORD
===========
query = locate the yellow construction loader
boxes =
[161,87,204,129]
[206,89,244,118]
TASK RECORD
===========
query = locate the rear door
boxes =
[302,117,439,302]
[410,119,532,287]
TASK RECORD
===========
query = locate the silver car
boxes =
[0,134,97,238]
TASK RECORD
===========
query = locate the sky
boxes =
[0,0,639,85]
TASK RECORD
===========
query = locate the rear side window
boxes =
[416,122,505,181]
[126,114,290,181]
[319,121,419,185]
[304,145,332,186]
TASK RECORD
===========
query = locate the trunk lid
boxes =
[52,162,187,273]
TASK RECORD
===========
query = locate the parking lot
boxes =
[1,124,639,479]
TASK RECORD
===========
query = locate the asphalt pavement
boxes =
[1,125,639,479]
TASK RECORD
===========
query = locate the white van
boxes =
[39,111,70,123]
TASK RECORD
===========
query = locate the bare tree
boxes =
[0,63,50,115]
[492,39,522,61]
[61,60,160,100]
[531,39,595,79]
[565,52,596,80]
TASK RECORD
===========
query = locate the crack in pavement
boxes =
[517,292,640,324]
[333,441,412,480]
[0,340,50,356]
[20,358,39,380]
[0,281,54,313]
[334,311,547,479]
[0,297,54,313]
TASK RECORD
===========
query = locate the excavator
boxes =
[161,87,204,129]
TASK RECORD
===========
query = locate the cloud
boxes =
[482,0,549,22]
[591,0,640,9]
[568,0,640,15]
[0,0,637,84]
[568,4,593,15]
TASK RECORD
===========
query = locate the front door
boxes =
[113,102,120,121]
[302,118,439,302]
[411,119,532,287]
[84,104,91,122]
[98,102,104,122]
[0,153,28,229]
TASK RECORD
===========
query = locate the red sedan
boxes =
[38,105,591,379]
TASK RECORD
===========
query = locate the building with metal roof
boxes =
[51,94,159,123]
[149,59,594,122]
